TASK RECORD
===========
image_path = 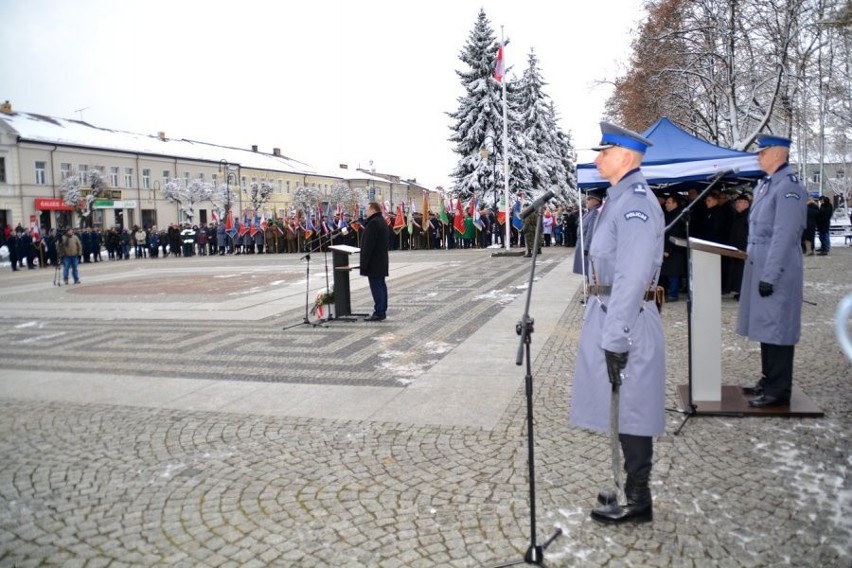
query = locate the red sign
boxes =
[35,198,74,211]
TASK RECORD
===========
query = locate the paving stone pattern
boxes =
[0,248,849,567]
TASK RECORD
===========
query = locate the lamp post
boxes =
[218,160,237,215]
[480,146,498,209]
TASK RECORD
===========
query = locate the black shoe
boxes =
[524,253,532,257]
[364,314,385,322]
[748,394,789,408]
[591,476,652,525]
[741,384,764,396]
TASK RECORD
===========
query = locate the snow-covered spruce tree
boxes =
[59,169,109,227]
[160,178,213,224]
[448,9,511,202]
[516,48,571,203]
[554,122,579,206]
[247,181,274,214]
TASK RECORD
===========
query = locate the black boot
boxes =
[591,475,653,524]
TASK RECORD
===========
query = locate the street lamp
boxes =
[480,146,498,209]
[218,160,238,215]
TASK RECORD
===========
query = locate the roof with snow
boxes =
[0,111,340,178]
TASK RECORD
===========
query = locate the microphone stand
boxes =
[491,210,562,567]
[282,235,336,330]
[664,170,737,435]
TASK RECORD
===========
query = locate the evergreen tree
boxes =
[516,49,560,197]
[448,9,508,201]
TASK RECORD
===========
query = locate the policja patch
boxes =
[624,210,649,222]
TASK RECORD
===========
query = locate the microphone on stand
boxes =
[520,189,556,219]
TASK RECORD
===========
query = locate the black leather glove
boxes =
[604,350,628,388]
[758,281,774,297]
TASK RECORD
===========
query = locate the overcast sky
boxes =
[0,0,645,188]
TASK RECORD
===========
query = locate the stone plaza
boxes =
[0,245,849,567]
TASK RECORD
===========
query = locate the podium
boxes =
[684,237,746,401]
[329,244,361,319]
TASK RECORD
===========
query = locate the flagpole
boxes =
[501,26,510,250]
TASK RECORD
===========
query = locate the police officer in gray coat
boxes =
[738,134,807,407]
[570,122,665,524]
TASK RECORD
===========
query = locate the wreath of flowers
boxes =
[310,287,335,317]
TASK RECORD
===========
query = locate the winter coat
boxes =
[659,206,687,278]
[737,164,807,346]
[61,234,82,257]
[217,223,227,247]
[570,168,666,437]
[359,211,390,278]
[816,201,833,233]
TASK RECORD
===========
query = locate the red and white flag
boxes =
[493,44,505,82]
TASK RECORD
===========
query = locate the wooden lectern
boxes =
[328,244,361,319]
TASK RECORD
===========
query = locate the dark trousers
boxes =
[760,343,795,400]
[619,434,653,479]
[368,276,387,317]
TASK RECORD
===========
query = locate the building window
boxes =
[125,168,134,188]
[0,157,6,183]
[837,170,845,179]
[212,173,218,184]
[35,161,47,185]
[142,169,151,189]
[184,172,190,182]
[286,180,291,194]
[199,173,204,181]
[110,166,119,187]
[60,162,71,180]
[277,180,282,193]
[162,170,170,185]
[79,165,88,183]
[241,176,246,187]
[252,177,257,185]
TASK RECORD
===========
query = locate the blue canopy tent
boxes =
[577,117,763,190]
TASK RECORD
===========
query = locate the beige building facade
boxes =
[0,102,440,233]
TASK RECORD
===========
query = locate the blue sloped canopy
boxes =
[578,117,763,189]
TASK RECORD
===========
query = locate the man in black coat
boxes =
[360,202,390,322]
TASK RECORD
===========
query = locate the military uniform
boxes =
[570,122,664,525]
[738,135,806,406]
[522,209,542,256]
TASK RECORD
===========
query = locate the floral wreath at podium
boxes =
[311,287,334,318]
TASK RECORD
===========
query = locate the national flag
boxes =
[249,224,259,238]
[304,216,314,239]
[493,44,505,83]
[393,203,406,234]
[260,213,267,231]
[512,196,524,231]
[326,201,333,220]
[211,210,219,224]
[496,194,507,225]
[407,200,416,235]
[438,198,449,225]
[469,195,483,231]
[225,209,236,237]
[453,197,466,235]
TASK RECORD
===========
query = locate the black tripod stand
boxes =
[664,170,740,434]
[491,211,562,567]
[283,239,327,330]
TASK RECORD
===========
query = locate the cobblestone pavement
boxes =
[0,247,849,567]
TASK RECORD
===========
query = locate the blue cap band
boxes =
[601,133,648,153]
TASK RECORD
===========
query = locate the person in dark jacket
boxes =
[6,231,19,271]
[726,193,750,298]
[660,194,688,301]
[359,202,390,321]
[803,198,818,255]
[816,195,833,255]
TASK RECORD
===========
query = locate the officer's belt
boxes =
[587,285,657,301]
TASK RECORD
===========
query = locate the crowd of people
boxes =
[0,189,842,275]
